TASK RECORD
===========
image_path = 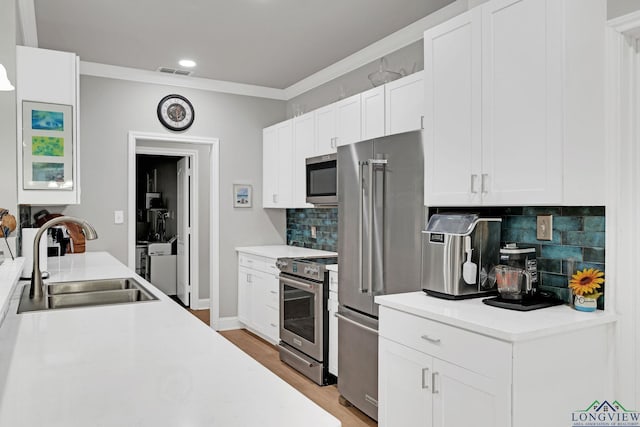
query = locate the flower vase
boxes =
[574,295,597,312]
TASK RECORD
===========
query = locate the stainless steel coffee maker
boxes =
[421,214,502,299]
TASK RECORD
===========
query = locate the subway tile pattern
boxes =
[431,206,606,309]
[286,208,338,252]
[502,206,606,309]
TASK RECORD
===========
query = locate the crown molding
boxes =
[282,0,469,100]
[608,9,640,38]
[80,61,287,100]
[17,0,38,47]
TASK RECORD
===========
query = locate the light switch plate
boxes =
[310,226,317,239]
[536,215,553,241]
[114,210,124,224]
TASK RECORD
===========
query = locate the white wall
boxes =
[286,40,424,117]
[0,0,17,218]
[62,75,286,316]
[608,0,640,19]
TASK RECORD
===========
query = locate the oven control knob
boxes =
[304,266,319,275]
[276,260,288,270]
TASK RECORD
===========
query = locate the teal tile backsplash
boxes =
[286,208,338,252]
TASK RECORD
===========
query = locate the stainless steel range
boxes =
[277,256,337,386]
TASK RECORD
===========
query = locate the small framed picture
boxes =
[233,184,252,208]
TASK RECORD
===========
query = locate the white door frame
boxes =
[127,132,220,325]
[606,11,640,405]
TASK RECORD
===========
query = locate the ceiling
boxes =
[32,0,454,90]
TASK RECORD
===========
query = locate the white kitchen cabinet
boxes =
[237,252,280,344]
[292,112,315,208]
[315,104,338,155]
[379,338,433,427]
[16,46,80,205]
[335,93,362,147]
[379,306,508,427]
[361,86,385,140]
[385,71,424,136]
[262,120,293,208]
[423,0,604,206]
[377,293,615,427]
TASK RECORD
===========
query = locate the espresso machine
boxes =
[483,243,564,311]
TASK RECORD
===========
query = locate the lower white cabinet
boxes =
[237,252,280,344]
[378,304,614,427]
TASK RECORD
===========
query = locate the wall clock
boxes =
[157,94,195,131]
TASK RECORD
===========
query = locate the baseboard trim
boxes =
[213,316,243,331]
[194,298,210,310]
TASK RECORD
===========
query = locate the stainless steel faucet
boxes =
[29,216,98,299]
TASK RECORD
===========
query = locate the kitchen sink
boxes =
[17,277,158,313]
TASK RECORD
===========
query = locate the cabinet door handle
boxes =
[421,367,430,389]
[247,274,252,283]
[481,174,488,194]
[273,194,278,203]
[270,290,277,294]
[470,174,478,194]
[421,334,441,344]
[270,323,277,327]
[420,115,424,130]
[432,372,439,394]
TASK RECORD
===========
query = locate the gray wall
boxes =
[286,40,424,118]
[0,0,17,218]
[608,0,640,19]
[61,75,286,316]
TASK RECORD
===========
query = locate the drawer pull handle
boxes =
[270,323,277,327]
[420,334,441,344]
[421,367,430,389]
[270,290,277,294]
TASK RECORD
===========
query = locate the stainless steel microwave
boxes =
[306,153,337,205]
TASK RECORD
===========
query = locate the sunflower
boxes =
[569,268,604,297]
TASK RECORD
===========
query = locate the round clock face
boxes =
[157,94,194,131]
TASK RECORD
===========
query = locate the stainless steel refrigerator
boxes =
[337,130,424,421]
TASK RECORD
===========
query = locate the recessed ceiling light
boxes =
[179,59,197,68]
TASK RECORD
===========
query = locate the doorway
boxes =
[127,131,220,322]
[135,153,191,306]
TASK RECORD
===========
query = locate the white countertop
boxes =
[0,258,25,326]
[235,244,337,259]
[0,252,340,427]
[376,291,617,342]
[326,265,338,273]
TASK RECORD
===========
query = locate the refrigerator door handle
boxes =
[369,158,388,296]
[358,161,366,294]
[367,160,374,295]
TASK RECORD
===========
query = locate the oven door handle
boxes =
[335,313,378,335]
[279,275,315,291]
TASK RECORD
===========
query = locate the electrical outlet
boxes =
[310,226,317,239]
[536,215,553,241]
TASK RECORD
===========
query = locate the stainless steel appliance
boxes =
[277,256,338,386]
[483,244,563,311]
[421,213,502,299]
[306,153,337,205]
[337,130,425,421]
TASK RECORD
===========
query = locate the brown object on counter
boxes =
[0,213,16,237]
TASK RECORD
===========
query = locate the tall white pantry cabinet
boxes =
[16,46,81,205]
[423,0,605,207]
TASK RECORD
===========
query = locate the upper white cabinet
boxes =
[385,71,424,136]
[424,0,605,206]
[262,120,294,208]
[16,46,80,205]
[292,112,315,208]
[361,86,386,140]
[335,93,362,147]
[315,104,338,155]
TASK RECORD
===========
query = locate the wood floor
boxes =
[187,309,377,427]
